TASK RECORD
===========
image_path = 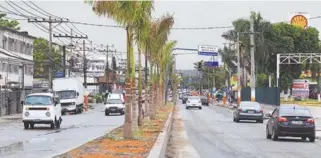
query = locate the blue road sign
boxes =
[198,45,218,56]
[198,52,218,56]
[204,61,219,67]
[55,71,64,78]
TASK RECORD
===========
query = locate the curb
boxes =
[147,108,174,158]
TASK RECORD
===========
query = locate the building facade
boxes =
[0,26,35,89]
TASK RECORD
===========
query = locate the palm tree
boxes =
[147,14,174,119]
[88,1,153,138]
[134,19,152,127]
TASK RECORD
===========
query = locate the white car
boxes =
[105,98,125,116]
[186,96,202,110]
[22,93,62,129]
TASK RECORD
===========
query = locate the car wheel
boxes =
[24,123,29,129]
[50,123,55,129]
[258,120,263,123]
[309,137,315,142]
[272,129,278,141]
[235,118,239,122]
[105,111,109,116]
[233,117,236,122]
[186,106,189,109]
[30,123,34,129]
[301,137,307,141]
[199,107,202,110]
[266,126,271,139]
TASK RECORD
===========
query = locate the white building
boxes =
[0,26,35,89]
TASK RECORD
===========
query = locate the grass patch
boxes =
[57,102,174,158]
[281,98,321,106]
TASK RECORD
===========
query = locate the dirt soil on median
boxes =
[56,104,173,158]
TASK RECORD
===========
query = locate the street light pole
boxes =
[250,18,256,102]
[237,32,241,105]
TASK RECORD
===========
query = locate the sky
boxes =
[1,0,321,70]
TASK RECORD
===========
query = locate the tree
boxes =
[33,38,62,78]
[146,14,174,119]
[223,12,320,91]
[88,1,154,138]
[0,14,20,30]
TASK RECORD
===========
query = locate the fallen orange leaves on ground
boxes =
[58,104,173,158]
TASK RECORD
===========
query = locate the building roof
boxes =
[0,26,37,40]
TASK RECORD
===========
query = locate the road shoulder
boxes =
[166,106,200,158]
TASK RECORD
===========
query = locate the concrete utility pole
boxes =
[236,32,241,104]
[53,29,88,77]
[250,18,256,101]
[28,16,69,89]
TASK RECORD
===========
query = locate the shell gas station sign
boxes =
[289,12,309,29]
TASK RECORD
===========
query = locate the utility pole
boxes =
[28,16,69,89]
[237,32,241,105]
[250,18,256,102]
[53,31,88,77]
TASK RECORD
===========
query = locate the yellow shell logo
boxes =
[291,15,308,28]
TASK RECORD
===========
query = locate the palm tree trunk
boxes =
[144,51,149,119]
[138,48,143,126]
[149,64,155,119]
[131,47,138,131]
[123,27,133,139]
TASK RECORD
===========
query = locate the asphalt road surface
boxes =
[0,104,124,158]
[179,103,321,158]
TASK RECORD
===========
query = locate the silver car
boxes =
[233,101,263,123]
[186,96,202,110]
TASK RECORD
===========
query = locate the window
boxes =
[2,63,7,71]
[8,64,13,73]
[13,65,18,74]
[13,40,17,52]
[29,45,33,55]
[280,108,312,117]
[271,109,278,118]
[8,38,14,51]
[2,37,7,49]
[20,41,24,54]
[25,95,53,105]
[25,44,29,55]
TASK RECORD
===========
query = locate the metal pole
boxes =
[276,54,280,87]
[237,32,241,104]
[63,45,66,77]
[83,40,88,111]
[106,45,109,93]
[48,16,53,89]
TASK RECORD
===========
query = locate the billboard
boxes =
[292,79,309,98]
[289,12,309,29]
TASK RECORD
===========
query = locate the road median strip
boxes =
[56,103,174,158]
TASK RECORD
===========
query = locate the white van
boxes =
[22,93,62,129]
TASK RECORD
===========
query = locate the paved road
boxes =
[179,103,321,158]
[0,104,124,158]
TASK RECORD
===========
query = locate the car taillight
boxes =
[260,109,263,113]
[306,118,314,123]
[238,108,242,112]
[277,117,288,122]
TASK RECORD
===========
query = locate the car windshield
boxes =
[280,108,312,117]
[240,102,260,108]
[25,95,52,105]
[109,94,121,99]
[56,90,76,99]
[107,99,122,104]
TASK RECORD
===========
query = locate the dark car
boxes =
[182,95,189,104]
[233,101,263,123]
[266,105,315,142]
[200,96,209,106]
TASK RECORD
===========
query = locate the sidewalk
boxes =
[0,113,22,124]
